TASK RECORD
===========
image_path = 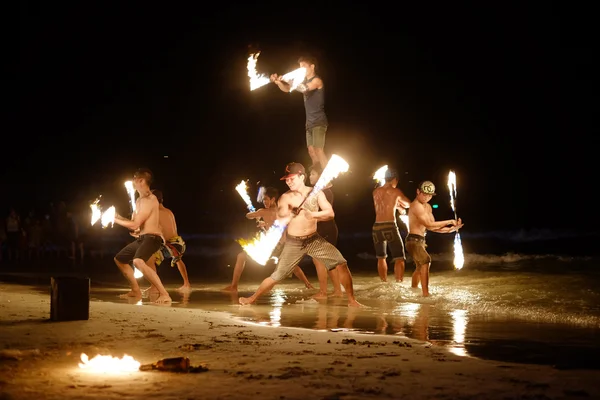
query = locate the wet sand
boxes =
[1,282,599,400]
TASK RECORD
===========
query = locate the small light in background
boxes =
[432,204,439,209]
[163,155,169,158]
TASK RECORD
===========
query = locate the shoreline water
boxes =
[1,281,599,400]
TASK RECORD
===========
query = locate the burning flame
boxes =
[78,353,140,373]
[247,52,306,92]
[447,170,464,270]
[247,53,270,91]
[239,221,287,266]
[373,165,388,187]
[236,180,256,212]
[240,154,350,265]
[124,181,136,213]
[90,198,102,226]
[101,206,115,228]
[281,67,306,92]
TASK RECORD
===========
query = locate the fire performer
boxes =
[271,55,328,169]
[406,181,463,297]
[372,168,411,283]
[112,168,172,304]
[146,190,191,293]
[223,187,314,292]
[239,163,361,307]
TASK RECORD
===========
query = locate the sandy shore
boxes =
[0,282,598,400]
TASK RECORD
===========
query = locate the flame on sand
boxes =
[78,353,140,373]
[240,155,350,265]
[373,165,409,230]
[447,171,464,270]
[236,180,256,212]
[247,52,306,92]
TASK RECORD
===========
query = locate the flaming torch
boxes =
[240,154,350,265]
[124,181,136,213]
[247,52,306,92]
[372,165,409,230]
[235,180,256,212]
[101,206,115,228]
[447,171,464,270]
[90,198,102,226]
[247,53,270,91]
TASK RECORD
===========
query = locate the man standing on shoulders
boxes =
[151,189,191,293]
[239,162,361,307]
[372,168,411,282]
[271,55,328,169]
[113,168,172,304]
[406,181,463,297]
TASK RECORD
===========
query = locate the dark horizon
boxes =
[12,3,595,235]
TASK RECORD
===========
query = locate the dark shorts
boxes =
[115,234,163,264]
[372,222,405,261]
[270,233,346,282]
[306,125,327,148]
[405,234,431,266]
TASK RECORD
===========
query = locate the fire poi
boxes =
[447,170,465,270]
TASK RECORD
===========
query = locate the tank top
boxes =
[302,75,328,129]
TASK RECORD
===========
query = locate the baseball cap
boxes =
[418,181,436,195]
[280,162,306,180]
[384,168,398,179]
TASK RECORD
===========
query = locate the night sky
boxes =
[12,3,595,236]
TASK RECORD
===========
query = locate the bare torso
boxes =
[135,194,161,236]
[408,199,430,236]
[373,185,403,222]
[157,205,178,239]
[283,187,318,236]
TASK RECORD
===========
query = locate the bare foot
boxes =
[239,297,254,305]
[311,291,328,300]
[330,291,344,298]
[222,285,238,292]
[348,299,363,307]
[305,282,315,289]
[177,285,192,293]
[119,290,141,299]
[396,278,404,283]
[153,294,172,304]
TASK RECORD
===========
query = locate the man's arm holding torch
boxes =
[413,203,460,233]
[270,74,290,92]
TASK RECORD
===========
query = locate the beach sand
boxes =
[0,282,598,400]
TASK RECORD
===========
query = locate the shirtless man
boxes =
[113,168,172,304]
[239,162,361,307]
[406,181,463,297]
[222,187,313,291]
[148,189,191,292]
[372,168,411,282]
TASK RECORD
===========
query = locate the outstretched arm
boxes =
[246,209,266,220]
[271,74,291,92]
[413,202,456,231]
